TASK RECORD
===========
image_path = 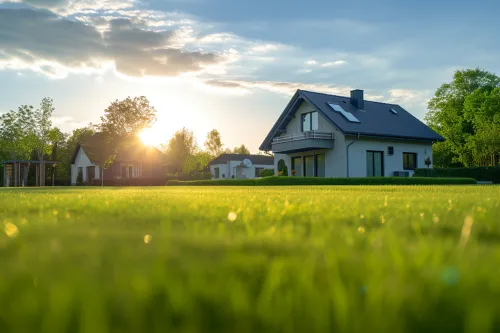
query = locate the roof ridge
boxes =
[298,89,399,107]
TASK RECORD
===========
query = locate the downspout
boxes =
[346,133,360,178]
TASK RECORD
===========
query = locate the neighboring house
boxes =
[71,134,167,185]
[260,89,444,178]
[209,154,274,179]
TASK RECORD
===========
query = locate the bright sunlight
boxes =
[139,127,166,146]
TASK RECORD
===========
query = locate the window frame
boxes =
[403,152,417,170]
[214,167,220,179]
[301,111,319,132]
[255,167,264,178]
[366,150,385,177]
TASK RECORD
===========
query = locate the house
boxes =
[209,154,274,179]
[260,89,444,178]
[71,134,167,185]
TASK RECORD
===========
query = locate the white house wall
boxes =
[347,138,433,177]
[210,162,273,179]
[274,101,347,177]
[71,147,100,185]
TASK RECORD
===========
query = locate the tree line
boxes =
[426,68,500,167]
[0,96,253,184]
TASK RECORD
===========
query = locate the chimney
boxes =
[350,89,364,109]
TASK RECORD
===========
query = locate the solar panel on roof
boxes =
[327,103,361,123]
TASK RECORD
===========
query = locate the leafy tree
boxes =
[99,96,157,136]
[425,68,500,166]
[204,129,223,157]
[165,128,198,174]
[232,144,250,154]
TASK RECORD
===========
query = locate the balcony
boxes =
[272,131,335,154]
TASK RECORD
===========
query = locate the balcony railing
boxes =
[272,131,334,144]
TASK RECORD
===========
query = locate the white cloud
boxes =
[0,9,223,78]
[305,59,318,66]
[321,60,347,67]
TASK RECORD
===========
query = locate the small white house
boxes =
[209,154,274,179]
[260,89,444,178]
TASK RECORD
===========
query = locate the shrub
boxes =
[259,169,275,177]
[415,167,500,182]
[167,176,476,186]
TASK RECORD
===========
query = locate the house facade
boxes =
[260,89,444,178]
[209,154,274,179]
[71,135,166,185]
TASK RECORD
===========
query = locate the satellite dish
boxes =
[242,159,252,168]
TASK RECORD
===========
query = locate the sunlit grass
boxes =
[1,185,500,332]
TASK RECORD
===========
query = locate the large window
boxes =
[301,112,319,132]
[304,155,314,177]
[403,152,417,170]
[214,167,220,178]
[291,157,302,177]
[88,166,95,182]
[367,151,384,177]
[315,154,325,177]
[255,167,264,177]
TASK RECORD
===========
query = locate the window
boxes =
[315,154,325,177]
[388,146,394,155]
[88,166,95,181]
[77,167,83,181]
[291,157,302,176]
[304,155,314,177]
[367,151,384,177]
[327,103,361,123]
[301,112,319,132]
[255,167,264,178]
[214,167,220,178]
[403,153,417,170]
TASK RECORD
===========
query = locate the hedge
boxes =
[415,167,500,182]
[167,176,477,186]
[90,178,168,186]
[259,169,275,177]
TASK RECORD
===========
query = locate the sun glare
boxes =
[139,127,163,146]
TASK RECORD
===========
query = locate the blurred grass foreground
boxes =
[1,185,500,333]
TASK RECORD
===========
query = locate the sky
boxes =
[0,0,499,152]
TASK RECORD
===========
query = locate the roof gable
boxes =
[260,90,444,151]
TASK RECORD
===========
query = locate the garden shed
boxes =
[1,160,56,187]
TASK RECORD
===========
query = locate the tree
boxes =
[99,96,157,137]
[425,68,500,166]
[165,128,198,174]
[233,144,250,154]
[204,129,223,157]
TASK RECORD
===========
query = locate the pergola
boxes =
[1,160,56,187]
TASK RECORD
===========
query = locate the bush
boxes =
[259,169,275,177]
[415,167,500,182]
[93,178,168,186]
[168,176,476,186]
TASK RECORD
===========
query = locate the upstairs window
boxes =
[403,152,417,170]
[301,112,319,132]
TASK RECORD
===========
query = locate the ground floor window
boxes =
[214,167,220,178]
[255,167,264,177]
[291,153,325,177]
[367,151,384,177]
[87,166,95,182]
[315,154,325,177]
[291,157,302,176]
[403,152,417,170]
[304,155,314,177]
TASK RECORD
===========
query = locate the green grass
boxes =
[1,185,500,333]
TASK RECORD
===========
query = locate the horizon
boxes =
[1,0,499,152]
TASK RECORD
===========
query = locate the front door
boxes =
[304,155,314,177]
[367,151,384,177]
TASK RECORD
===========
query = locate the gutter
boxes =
[346,133,360,178]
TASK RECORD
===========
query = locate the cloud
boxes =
[321,60,346,67]
[0,8,222,78]
[205,79,354,97]
[387,89,433,107]
[305,60,318,66]
[10,0,135,15]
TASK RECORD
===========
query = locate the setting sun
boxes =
[139,127,164,146]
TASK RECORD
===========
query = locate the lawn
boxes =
[1,185,500,333]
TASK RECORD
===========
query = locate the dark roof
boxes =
[260,90,444,151]
[71,133,165,166]
[209,154,274,166]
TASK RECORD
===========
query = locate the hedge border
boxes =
[415,167,500,182]
[167,176,477,186]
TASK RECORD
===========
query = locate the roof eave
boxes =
[344,132,445,142]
